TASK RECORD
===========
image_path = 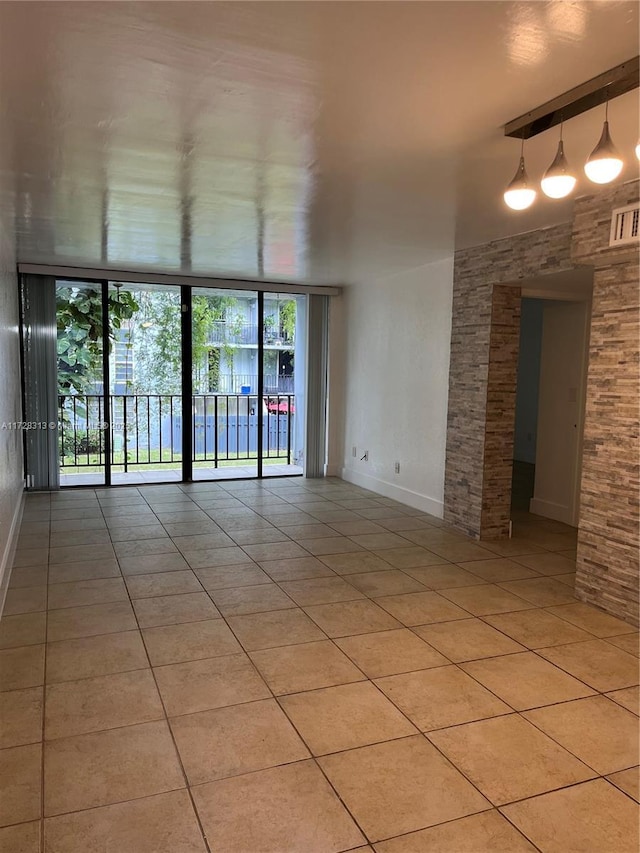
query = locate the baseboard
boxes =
[0,490,25,617]
[340,467,444,518]
[529,496,574,526]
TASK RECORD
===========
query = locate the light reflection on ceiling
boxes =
[0,1,638,285]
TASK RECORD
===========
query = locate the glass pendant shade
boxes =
[584,120,623,184]
[504,155,537,210]
[541,140,576,198]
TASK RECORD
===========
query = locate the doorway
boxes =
[512,276,592,527]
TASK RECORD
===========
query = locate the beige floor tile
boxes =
[347,571,427,597]
[194,563,270,589]
[459,558,539,583]
[373,546,444,569]
[8,568,48,589]
[319,735,489,842]
[0,687,43,748]
[209,583,295,616]
[376,516,433,532]
[171,699,309,784]
[154,653,270,715]
[0,821,41,853]
[228,528,291,545]
[438,584,536,616]
[13,548,48,568]
[415,618,524,662]
[607,767,639,803]
[0,645,45,692]
[113,538,179,559]
[47,558,121,584]
[501,779,639,853]
[125,570,203,599]
[403,564,486,589]
[0,743,42,827]
[512,551,576,575]
[280,576,365,606]
[45,669,163,739]
[336,629,449,678]
[242,541,309,561]
[554,572,576,587]
[537,639,639,692]
[0,612,46,649]
[327,520,386,536]
[376,591,471,626]
[524,695,639,775]
[118,552,190,575]
[376,666,510,731]
[46,630,148,683]
[49,544,115,565]
[607,632,640,656]
[143,618,241,665]
[108,523,166,541]
[43,790,207,853]
[167,533,233,552]
[47,578,128,610]
[304,600,402,637]
[133,592,220,628]
[3,586,47,616]
[546,602,636,637]
[606,685,639,715]
[227,609,325,651]
[462,651,595,710]
[191,759,365,853]
[280,681,417,754]
[426,542,496,563]
[44,720,184,816]
[279,522,342,540]
[497,577,576,607]
[429,714,595,806]
[484,609,593,648]
[476,537,545,558]
[296,536,365,556]
[46,601,137,641]
[374,809,537,852]
[250,640,366,695]
[320,552,393,574]
[259,556,335,581]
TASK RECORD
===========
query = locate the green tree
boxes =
[56,285,138,395]
[279,300,296,342]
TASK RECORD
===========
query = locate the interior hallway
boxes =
[1,477,638,852]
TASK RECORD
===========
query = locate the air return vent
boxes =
[609,203,639,247]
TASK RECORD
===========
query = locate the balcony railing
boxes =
[208,320,294,347]
[58,393,297,472]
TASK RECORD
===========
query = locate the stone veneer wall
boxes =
[444,223,573,538]
[571,180,640,626]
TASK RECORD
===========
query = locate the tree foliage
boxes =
[56,285,138,395]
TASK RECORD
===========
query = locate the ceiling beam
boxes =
[504,56,639,139]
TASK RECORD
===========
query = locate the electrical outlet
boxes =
[394,461,400,474]
[352,446,357,457]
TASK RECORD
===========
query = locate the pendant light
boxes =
[504,137,537,210]
[584,98,623,184]
[541,120,576,199]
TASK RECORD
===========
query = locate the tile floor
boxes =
[0,478,638,852]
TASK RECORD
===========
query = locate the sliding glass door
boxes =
[191,286,259,480]
[22,275,314,488]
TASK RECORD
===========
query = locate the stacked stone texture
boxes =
[572,181,640,626]
[444,223,573,538]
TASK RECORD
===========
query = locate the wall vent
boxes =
[609,202,640,247]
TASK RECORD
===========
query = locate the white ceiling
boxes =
[0,1,638,285]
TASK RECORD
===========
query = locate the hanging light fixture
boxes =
[584,98,624,184]
[504,137,537,210]
[541,120,577,199]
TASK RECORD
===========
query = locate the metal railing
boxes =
[58,393,296,471]
[209,320,294,347]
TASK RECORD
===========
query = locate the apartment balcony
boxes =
[208,320,294,348]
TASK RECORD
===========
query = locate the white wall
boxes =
[513,298,544,464]
[531,299,590,526]
[0,165,24,607]
[337,258,453,515]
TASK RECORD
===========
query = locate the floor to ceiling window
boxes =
[21,274,312,488]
